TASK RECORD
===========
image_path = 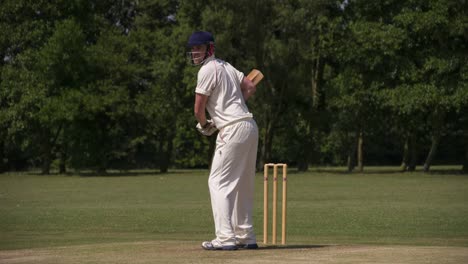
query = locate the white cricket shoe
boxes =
[201,239,237,250]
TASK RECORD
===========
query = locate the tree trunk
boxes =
[311,35,325,110]
[59,146,66,174]
[96,149,107,174]
[311,58,320,109]
[423,109,445,173]
[462,136,468,174]
[423,134,440,172]
[259,119,274,170]
[97,166,106,174]
[401,132,417,171]
[347,133,357,172]
[400,135,409,171]
[160,149,169,173]
[297,158,309,172]
[347,151,355,172]
[0,140,5,173]
[357,130,364,172]
[297,122,312,172]
[41,151,51,175]
[159,132,174,173]
[408,133,417,171]
[40,130,52,175]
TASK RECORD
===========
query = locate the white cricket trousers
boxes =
[208,118,258,246]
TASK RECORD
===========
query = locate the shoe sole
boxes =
[202,245,238,251]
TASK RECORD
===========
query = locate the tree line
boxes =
[1,0,467,174]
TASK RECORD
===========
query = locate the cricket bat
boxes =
[247,69,264,85]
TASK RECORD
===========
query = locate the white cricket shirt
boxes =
[195,56,253,129]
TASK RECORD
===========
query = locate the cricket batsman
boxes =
[187,31,259,250]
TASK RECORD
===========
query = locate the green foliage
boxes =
[0,0,467,172]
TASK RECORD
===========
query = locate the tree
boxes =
[1,17,88,174]
[327,0,406,172]
[1,0,466,173]
[0,0,62,172]
[390,0,468,172]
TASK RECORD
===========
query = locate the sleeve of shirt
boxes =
[195,65,217,96]
[235,68,245,84]
[226,62,244,84]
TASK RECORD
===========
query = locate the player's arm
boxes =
[194,93,209,126]
[194,93,217,136]
[241,77,256,101]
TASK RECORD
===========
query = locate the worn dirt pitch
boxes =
[1,241,467,264]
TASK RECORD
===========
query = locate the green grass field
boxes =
[1,166,468,252]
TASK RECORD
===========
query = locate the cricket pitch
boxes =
[1,241,467,264]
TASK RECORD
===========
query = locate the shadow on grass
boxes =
[277,167,402,175]
[258,245,330,250]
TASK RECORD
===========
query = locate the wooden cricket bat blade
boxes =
[247,69,264,85]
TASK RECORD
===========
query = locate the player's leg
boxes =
[231,120,259,247]
[205,126,238,249]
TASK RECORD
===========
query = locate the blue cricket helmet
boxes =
[187,31,215,47]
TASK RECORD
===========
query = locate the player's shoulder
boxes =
[199,57,214,70]
[223,61,242,76]
[198,63,212,77]
[199,58,225,76]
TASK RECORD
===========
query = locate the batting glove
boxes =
[196,119,217,136]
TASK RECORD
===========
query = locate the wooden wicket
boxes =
[263,163,287,245]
